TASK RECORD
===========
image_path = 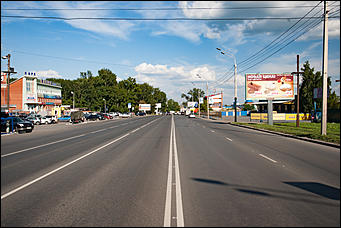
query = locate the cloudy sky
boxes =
[1,1,340,105]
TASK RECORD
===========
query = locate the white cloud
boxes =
[134,62,217,103]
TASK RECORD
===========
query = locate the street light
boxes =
[71,91,75,110]
[216,48,238,122]
[196,74,209,119]
[103,98,106,113]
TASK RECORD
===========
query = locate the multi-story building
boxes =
[1,72,63,117]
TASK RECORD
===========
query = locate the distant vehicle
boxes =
[71,111,85,124]
[25,116,41,125]
[86,114,100,121]
[45,115,58,124]
[1,116,34,134]
[189,112,196,118]
[40,116,50,124]
[119,113,131,118]
[58,115,71,122]
[136,112,146,116]
[103,113,112,119]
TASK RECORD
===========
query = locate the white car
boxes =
[119,113,131,118]
[40,117,50,124]
[189,113,196,118]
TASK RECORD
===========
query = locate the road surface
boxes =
[1,115,340,226]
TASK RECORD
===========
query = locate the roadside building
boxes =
[1,72,62,116]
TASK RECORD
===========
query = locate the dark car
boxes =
[86,114,100,121]
[1,117,34,134]
[136,112,146,116]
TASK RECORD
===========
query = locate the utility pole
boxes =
[1,54,16,113]
[321,0,328,135]
[234,61,237,122]
[207,81,209,120]
[7,54,10,113]
[291,55,304,127]
[295,55,304,127]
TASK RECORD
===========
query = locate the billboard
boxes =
[139,104,151,111]
[208,93,223,111]
[187,102,198,108]
[245,73,294,100]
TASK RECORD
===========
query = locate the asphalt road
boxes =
[1,115,340,227]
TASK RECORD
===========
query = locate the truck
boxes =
[70,111,85,124]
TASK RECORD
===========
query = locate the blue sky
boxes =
[1,1,340,105]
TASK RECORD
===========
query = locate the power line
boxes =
[2,15,338,21]
[237,1,323,68]
[1,5,333,11]
[1,48,135,68]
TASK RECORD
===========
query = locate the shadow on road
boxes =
[190,177,340,207]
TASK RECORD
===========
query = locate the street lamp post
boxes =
[71,91,75,110]
[217,48,238,122]
[196,74,208,119]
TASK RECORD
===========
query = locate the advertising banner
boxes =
[245,73,294,100]
[139,104,151,111]
[1,72,7,88]
[187,102,198,108]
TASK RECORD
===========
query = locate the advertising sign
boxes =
[187,102,198,108]
[139,104,151,111]
[1,72,7,88]
[199,97,203,104]
[245,73,294,100]
[155,103,161,108]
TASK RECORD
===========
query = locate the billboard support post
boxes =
[267,98,273,125]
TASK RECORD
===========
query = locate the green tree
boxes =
[299,61,332,113]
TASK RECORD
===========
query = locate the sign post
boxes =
[267,98,274,125]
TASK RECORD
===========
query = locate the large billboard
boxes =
[245,73,294,100]
[139,104,151,111]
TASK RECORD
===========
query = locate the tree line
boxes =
[47,68,180,113]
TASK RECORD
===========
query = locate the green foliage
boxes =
[243,104,256,111]
[299,61,339,113]
[167,99,180,112]
[47,68,169,113]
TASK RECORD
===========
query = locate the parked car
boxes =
[25,116,41,125]
[86,114,100,121]
[119,113,131,118]
[45,115,58,124]
[1,117,34,134]
[102,113,112,119]
[58,115,71,122]
[136,112,146,116]
[40,116,51,124]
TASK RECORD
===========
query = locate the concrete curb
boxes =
[199,116,340,149]
[229,122,340,149]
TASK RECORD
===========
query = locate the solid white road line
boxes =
[173,117,184,227]
[259,154,278,163]
[1,118,160,200]
[164,118,173,227]
[225,137,233,141]
[1,120,151,158]
[1,134,86,158]
[164,115,184,227]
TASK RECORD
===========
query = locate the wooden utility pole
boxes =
[321,0,328,135]
[7,54,11,112]
[291,55,303,127]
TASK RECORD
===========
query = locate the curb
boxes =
[228,122,340,149]
[199,116,340,149]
